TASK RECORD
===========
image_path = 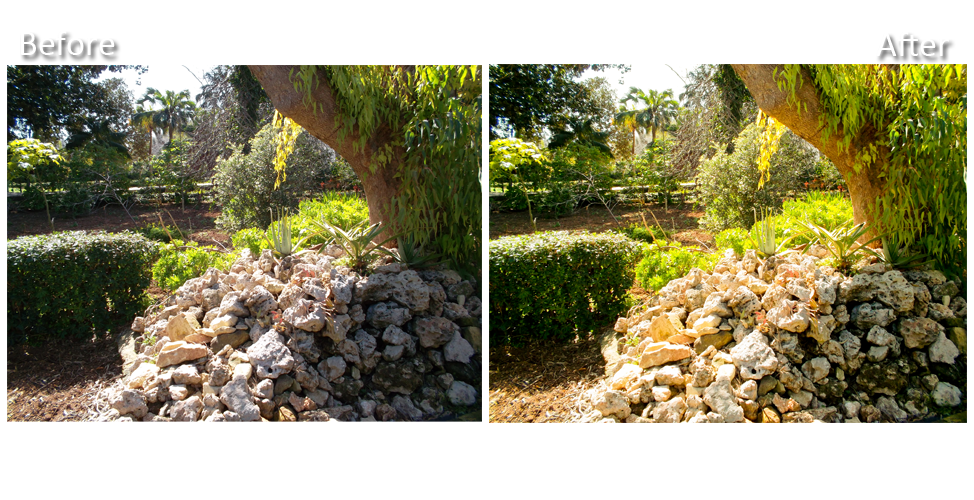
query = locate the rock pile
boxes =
[106,247,482,421]
[579,248,966,423]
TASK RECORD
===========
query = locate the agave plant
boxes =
[265,209,312,257]
[395,236,441,270]
[876,234,932,269]
[800,219,881,271]
[314,218,399,271]
[748,207,796,258]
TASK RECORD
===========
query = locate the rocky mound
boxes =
[578,247,966,423]
[104,247,482,421]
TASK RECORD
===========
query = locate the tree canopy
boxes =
[733,64,966,274]
[488,64,628,141]
[6,65,144,142]
[249,65,482,269]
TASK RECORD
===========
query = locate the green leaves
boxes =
[490,231,642,346]
[799,220,881,272]
[314,218,399,272]
[8,231,158,345]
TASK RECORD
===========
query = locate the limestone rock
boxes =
[703,381,744,423]
[414,317,459,349]
[730,331,778,380]
[930,382,963,407]
[900,317,944,349]
[156,341,209,368]
[639,343,694,369]
[928,333,959,364]
[446,381,478,406]
[246,331,294,379]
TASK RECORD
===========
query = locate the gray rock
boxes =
[730,331,779,380]
[169,395,204,421]
[446,381,478,406]
[283,298,328,332]
[801,357,830,383]
[414,316,459,349]
[366,302,413,329]
[246,330,294,379]
[219,375,261,421]
[110,389,148,419]
[443,331,475,363]
[594,390,631,419]
[851,302,896,329]
[652,396,688,423]
[703,380,744,423]
[172,364,202,386]
[875,396,908,422]
[356,270,430,313]
[930,382,963,407]
[928,333,959,364]
[391,395,424,421]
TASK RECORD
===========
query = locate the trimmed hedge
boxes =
[7,231,159,345]
[489,231,642,345]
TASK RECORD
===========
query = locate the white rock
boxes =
[611,363,642,390]
[928,333,959,364]
[128,363,159,389]
[730,331,778,380]
[654,365,685,387]
[446,381,478,406]
[703,381,744,423]
[443,331,475,363]
[930,382,963,407]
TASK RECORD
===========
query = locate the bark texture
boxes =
[731,65,887,240]
[248,65,405,231]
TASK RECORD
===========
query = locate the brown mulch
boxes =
[7,202,231,247]
[487,201,716,422]
[6,203,225,421]
[488,334,608,423]
[7,333,127,422]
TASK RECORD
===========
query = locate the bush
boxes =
[770,191,853,246]
[289,191,369,246]
[614,222,669,244]
[489,231,642,345]
[696,122,818,231]
[715,227,751,257]
[7,231,159,345]
[635,242,721,292]
[213,123,340,232]
[152,240,238,291]
[231,227,269,255]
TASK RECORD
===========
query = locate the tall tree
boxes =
[488,64,628,141]
[732,64,966,272]
[7,65,143,141]
[547,116,614,157]
[248,65,481,267]
[136,88,197,146]
[614,87,680,155]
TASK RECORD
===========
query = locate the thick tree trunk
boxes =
[248,65,404,233]
[731,64,887,242]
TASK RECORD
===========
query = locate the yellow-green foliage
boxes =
[152,240,237,291]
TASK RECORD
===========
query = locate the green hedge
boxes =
[489,231,642,345]
[7,231,159,345]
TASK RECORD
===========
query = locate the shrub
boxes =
[152,240,237,291]
[489,231,642,345]
[289,191,369,246]
[232,227,269,255]
[715,227,751,257]
[614,222,669,244]
[696,122,818,231]
[770,191,853,246]
[635,242,721,292]
[7,231,159,345]
[213,123,339,232]
[135,221,183,243]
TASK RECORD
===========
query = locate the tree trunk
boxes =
[248,65,405,232]
[731,64,887,242]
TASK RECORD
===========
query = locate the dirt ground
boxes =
[6,202,229,422]
[488,201,711,423]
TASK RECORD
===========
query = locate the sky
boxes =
[583,63,701,102]
[97,64,218,104]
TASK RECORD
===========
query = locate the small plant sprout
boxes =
[265,209,312,257]
[748,207,796,258]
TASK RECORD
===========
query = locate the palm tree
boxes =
[547,116,614,157]
[65,118,130,157]
[614,87,680,154]
[137,88,196,146]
